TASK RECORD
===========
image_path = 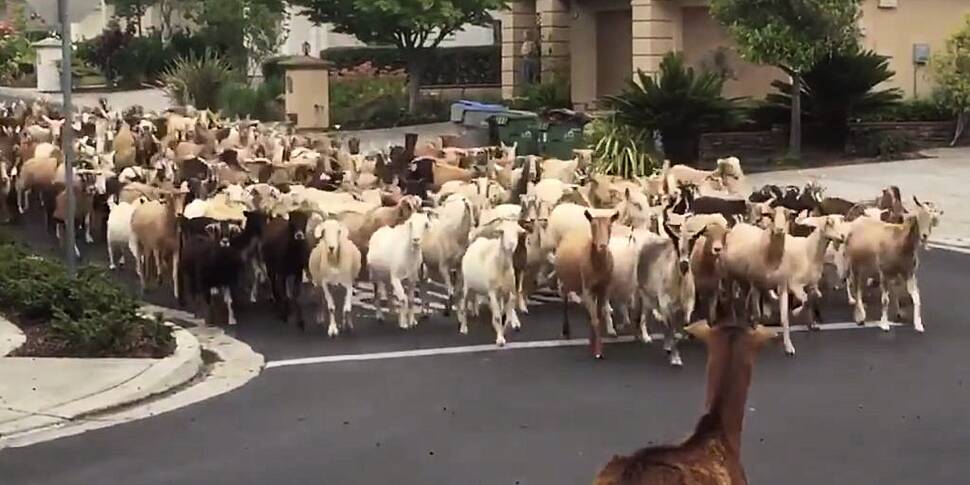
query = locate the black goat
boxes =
[178,216,246,326]
[261,210,311,328]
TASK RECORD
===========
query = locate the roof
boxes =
[277,55,331,70]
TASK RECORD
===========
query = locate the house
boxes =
[501,0,970,110]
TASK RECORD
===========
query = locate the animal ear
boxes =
[684,320,712,343]
[750,324,778,348]
[912,195,923,208]
[584,209,593,222]
[624,187,631,201]
[610,211,619,223]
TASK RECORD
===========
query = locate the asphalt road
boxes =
[1,212,969,484]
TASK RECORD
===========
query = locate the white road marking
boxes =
[265,321,903,369]
[928,242,970,255]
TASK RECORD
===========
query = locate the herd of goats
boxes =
[0,99,945,368]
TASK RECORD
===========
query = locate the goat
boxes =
[845,198,940,332]
[636,213,702,367]
[555,210,618,359]
[421,195,475,315]
[129,190,188,296]
[106,196,143,269]
[308,219,362,337]
[721,207,791,353]
[262,210,311,328]
[367,212,432,329]
[177,217,245,325]
[689,216,731,326]
[595,321,776,485]
[458,220,526,345]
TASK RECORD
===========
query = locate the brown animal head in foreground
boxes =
[594,322,776,485]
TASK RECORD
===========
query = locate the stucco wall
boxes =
[680,6,784,100]
[860,0,970,98]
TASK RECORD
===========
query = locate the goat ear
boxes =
[912,195,923,208]
[685,320,712,343]
[584,209,593,222]
[610,211,620,223]
[751,324,778,348]
[662,222,679,243]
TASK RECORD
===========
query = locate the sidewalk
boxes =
[748,147,970,246]
[0,318,202,440]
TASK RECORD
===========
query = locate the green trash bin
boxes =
[489,110,542,156]
[541,109,591,159]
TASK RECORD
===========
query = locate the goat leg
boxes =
[560,284,571,340]
[323,284,338,337]
[878,274,892,332]
[907,275,924,333]
[457,285,470,335]
[581,291,603,359]
[780,284,795,355]
[488,291,506,346]
[342,282,354,332]
[84,213,94,243]
[223,287,237,326]
[390,277,409,330]
[440,263,453,317]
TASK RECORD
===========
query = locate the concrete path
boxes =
[748,147,970,245]
[0,323,201,440]
[0,86,171,113]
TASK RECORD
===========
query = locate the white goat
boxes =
[458,220,526,345]
[308,219,362,338]
[105,196,143,270]
[367,212,432,329]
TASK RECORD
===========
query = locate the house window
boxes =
[878,0,898,8]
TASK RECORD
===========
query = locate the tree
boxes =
[710,0,860,158]
[293,0,506,113]
[106,0,151,35]
[932,14,970,145]
[768,47,902,148]
[180,0,286,73]
[605,53,743,163]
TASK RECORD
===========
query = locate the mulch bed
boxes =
[6,317,176,359]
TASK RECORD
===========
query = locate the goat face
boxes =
[406,213,432,248]
[288,210,309,241]
[585,210,617,254]
[205,220,242,248]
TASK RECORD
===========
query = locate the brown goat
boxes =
[129,190,188,295]
[594,321,776,485]
[555,210,618,358]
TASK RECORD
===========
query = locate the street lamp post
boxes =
[57,0,77,273]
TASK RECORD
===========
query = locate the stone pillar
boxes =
[501,1,537,99]
[537,0,571,80]
[631,0,679,78]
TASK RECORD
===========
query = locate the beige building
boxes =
[501,0,970,110]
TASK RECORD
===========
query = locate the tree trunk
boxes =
[789,72,803,159]
[406,57,425,115]
[951,111,967,146]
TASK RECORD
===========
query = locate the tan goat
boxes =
[129,190,188,296]
[555,210,618,359]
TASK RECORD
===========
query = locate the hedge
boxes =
[319,45,500,86]
[0,237,174,358]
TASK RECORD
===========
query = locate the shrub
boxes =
[0,240,173,357]
[861,97,954,122]
[856,132,916,160]
[605,52,743,163]
[510,75,572,112]
[767,48,903,147]
[0,21,34,84]
[321,45,500,86]
[218,78,284,121]
[162,51,237,110]
[587,117,658,178]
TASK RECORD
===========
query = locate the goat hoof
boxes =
[784,345,796,356]
[594,353,603,360]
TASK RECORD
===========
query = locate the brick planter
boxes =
[846,121,963,153]
[698,128,787,166]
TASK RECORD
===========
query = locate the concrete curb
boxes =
[0,322,203,440]
[0,310,264,448]
[0,317,25,357]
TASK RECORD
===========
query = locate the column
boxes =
[537,0,571,80]
[631,0,678,78]
[501,0,537,99]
